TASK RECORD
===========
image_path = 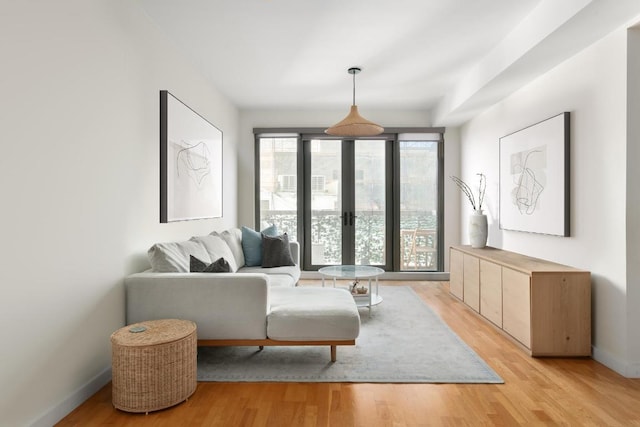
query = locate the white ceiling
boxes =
[137,0,640,125]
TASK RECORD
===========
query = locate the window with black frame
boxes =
[254,128,443,272]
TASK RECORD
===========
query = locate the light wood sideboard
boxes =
[449,245,591,357]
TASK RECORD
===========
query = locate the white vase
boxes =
[469,210,488,248]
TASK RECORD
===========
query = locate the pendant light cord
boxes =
[352,71,356,106]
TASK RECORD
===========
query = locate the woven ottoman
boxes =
[110,319,197,413]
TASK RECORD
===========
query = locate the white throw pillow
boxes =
[190,234,238,272]
[147,240,211,272]
[211,228,245,268]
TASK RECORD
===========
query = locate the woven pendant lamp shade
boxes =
[325,67,384,137]
[325,105,384,136]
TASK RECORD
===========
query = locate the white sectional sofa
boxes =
[125,227,360,361]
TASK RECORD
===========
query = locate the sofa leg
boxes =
[330,345,336,362]
[258,346,264,351]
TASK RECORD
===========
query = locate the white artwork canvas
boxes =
[499,113,569,236]
[160,91,223,222]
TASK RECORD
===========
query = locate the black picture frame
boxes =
[499,112,570,236]
[160,90,223,223]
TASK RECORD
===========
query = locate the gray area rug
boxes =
[197,286,503,383]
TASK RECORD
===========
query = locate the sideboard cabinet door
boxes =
[480,260,502,327]
[449,249,464,300]
[463,254,480,312]
[502,267,531,348]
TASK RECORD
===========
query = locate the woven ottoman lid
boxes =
[111,319,196,347]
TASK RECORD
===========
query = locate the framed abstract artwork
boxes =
[160,90,223,222]
[499,112,570,236]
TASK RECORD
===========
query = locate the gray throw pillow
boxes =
[261,233,295,268]
[190,256,231,273]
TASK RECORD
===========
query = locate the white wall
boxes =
[0,1,239,425]
[626,26,640,375]
[458,23,640,376]
[444,127,462,270]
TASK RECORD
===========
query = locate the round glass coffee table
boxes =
[318,265,384,312]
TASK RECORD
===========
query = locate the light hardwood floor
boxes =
[57,281,640,426]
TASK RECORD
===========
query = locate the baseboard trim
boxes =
[626,362,640,378]
[592,345,640,378]
[30,367,111,427]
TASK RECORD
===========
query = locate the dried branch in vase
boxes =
[451,173,486,212]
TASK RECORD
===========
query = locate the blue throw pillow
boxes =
[241,225,278,266]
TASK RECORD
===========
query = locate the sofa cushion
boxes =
[148,240,211,272]
[267,273,297,288]
[267,287,360,341]
[191,234,238,272]
[262,233,295,268]
[190,255,231,273]
[241,225,278,267]
[211,228,245,268]
[238,265,300,284]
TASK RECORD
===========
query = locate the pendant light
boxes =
[325,67,384,137]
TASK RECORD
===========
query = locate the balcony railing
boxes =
[260,210,438,271]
